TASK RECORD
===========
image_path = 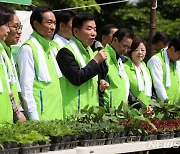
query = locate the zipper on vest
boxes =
[40,90,44,114]
[34,67,39,81]
[78,90,80,111]
[110,91,112,108]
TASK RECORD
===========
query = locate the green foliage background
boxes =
[0,0,179,40]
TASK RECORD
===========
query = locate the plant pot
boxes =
[11,142,18,148]
[71,135,77,141]
[157,133,168,140]
[90,133,97,139]
[3,141,11,149]
[105,138,113,145]
[175,131,180,137]
[105,132,114,138]
[80,134,91,140]
[20,144,40,154]
[141,135,151,141]
[39,144,51,153]
[59,142,65,150]
[119,137,126,143]
[100,132,106,139]
[50,136,62,143]
[62,136,70,142]
[0,147,19,154]
[149,134,157,140]
[95,139,106,145]
[50,143,60,151]
[168,132,175,139]
[69,140,79,149]
[78,139,97,147]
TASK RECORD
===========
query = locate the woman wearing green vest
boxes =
[124,37,153,114]
[0,6,14,123]
[1,10,26,122]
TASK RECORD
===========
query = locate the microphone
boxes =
[95,40,104,51]
[94,40,108,78]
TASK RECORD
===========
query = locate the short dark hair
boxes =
[101,24,118,36]
[30,6,53,30]
[168,36,180,52]
[128,37,147,59]
[152,32,170,45]
[0,6,15,26]
[72,12,96,30]
[113,28,133,42]
[54,10,76,33]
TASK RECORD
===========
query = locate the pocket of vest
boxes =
[40,90,44,114]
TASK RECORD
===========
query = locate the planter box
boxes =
[19,145,40,154]
[175,131,180,137]
[157,133,168,140]
[79,139,105,147]
[105,137,127,145]
[0,147,19,154]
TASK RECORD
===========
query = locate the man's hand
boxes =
[17,112,26,123]
[99,79,109,92]
[93,49,107,64]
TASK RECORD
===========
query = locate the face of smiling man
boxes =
[34,11,56,39]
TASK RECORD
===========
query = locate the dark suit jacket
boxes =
[56,47,101,86]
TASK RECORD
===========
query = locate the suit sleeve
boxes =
[56,47,101,86]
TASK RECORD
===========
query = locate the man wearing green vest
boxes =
[53,10,76,56]
[56,12,107,118]
[147,36,180,103]
[17,6,63,121]
[102,29,133,108]
[1,10,26,122]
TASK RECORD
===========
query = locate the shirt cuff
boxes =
[28,111,40,120]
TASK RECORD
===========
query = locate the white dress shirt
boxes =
[17,45,39,120]
[53,34,69,57]
[147,56,168,102]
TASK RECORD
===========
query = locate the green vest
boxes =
[156,50,180,102]
[22,31,63,120]
[124,59,152,106]
[0,44,13,123]
[103,44,127,108]
[1,42,20,106]
[60,36,98,118]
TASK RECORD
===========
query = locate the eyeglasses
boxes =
[8,25,23,31]
[121,43,131,51]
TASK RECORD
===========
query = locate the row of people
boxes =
[0,6,180,123]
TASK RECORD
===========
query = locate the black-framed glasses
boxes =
[121,43,131,51]
[8,25,23,31]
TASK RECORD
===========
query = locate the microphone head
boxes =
[95,40,104,51]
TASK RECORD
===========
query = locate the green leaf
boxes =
[139,106,147,115]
